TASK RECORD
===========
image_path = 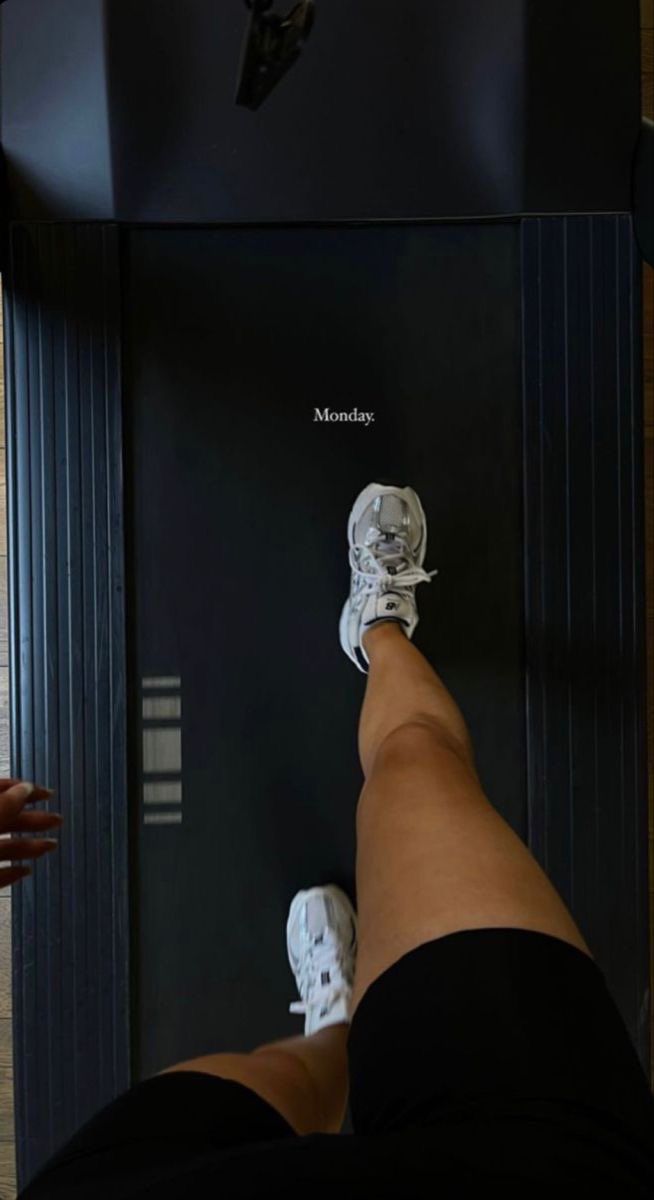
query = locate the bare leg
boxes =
[159,1023,349,1136]
[160,621,588,1137]
[351,621,591,1013]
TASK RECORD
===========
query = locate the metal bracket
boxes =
[235,0,315,111]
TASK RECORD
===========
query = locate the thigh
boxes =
[351,724,588,1011]
[347,928,654,1190]
[19,1072,295,1199]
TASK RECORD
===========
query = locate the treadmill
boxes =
[2,0,652,1187]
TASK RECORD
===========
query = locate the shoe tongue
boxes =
[372,534,409,572]
[306,894,331,939]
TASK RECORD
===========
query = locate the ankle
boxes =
[361,619,407,654]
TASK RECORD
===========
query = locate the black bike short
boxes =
[19,929,654,1198]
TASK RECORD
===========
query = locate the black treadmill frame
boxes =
[5,214,648,1187]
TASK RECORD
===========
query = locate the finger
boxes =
[0,865,31,888]
[3,811,63,833]
[0,779,54,801]
[0,838,58,861]
[0,782,39,823]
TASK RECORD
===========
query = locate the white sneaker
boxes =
[286,885,358,1036]
[339,482,438,673]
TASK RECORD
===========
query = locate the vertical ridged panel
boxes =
[5,223,130,1188]
[522,215,649,1067]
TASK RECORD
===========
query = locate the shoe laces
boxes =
[289,930,350,1019]
[349,532,438,596]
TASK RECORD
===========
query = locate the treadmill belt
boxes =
[125,224,525,1075]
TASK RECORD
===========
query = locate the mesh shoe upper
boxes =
[340,484,438,672]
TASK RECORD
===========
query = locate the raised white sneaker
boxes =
[286,885,358,1036]
[339,482,438,673]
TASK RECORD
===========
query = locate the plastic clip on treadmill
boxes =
[236,0,316,110]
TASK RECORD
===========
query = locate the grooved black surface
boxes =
[4,214,649,1189]
[521,216,649,1067]
[5,224,131,1189]
[126,223,526,1076]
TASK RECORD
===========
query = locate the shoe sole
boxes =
[286,884,358,971]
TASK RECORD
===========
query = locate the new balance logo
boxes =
[385,601,399,611]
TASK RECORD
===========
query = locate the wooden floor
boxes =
[0,13,652,1199]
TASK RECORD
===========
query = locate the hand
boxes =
[0,778,63,889]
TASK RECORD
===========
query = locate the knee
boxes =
[251,1046,326,1132]
[252,1045,315,1100]
[370,716,476,776]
